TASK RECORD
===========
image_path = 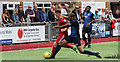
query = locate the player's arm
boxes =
[87,14,95,27]
[61,28,68,32]
[95,15,100,21]
[53,23,71,29]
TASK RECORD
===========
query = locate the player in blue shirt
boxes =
[82,6,95,48]
[49,13,102,59]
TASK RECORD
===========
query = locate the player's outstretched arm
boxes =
[53,23,70,29]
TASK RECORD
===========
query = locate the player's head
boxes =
[68,13,76,20]
[86,5,91,12]
[55,9,61,18]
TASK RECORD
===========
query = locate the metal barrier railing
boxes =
[1,21,120,42]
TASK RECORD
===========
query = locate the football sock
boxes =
[83,35,88,45]
[50,45,61,58]
[84,50,96,55]
[88,34,91,44]
[51,46,56,55]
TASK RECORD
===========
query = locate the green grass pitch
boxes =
[1,42,119,60]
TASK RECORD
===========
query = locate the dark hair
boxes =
[54,4,57,6]
[61,4,65,6]
[86,5,91,9]
[83,5,91,14]
[3,9,8,14]
[18,5,22,7]
[3,9,10,18]
[55,9,61,13]
[69,13,76,20]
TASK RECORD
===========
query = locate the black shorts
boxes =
[65,36,81,46]
[82,27,92,34]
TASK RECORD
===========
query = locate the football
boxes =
[43,52,51,59]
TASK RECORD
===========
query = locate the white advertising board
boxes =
[0,25,45,44]
[82,2,105,14]
[113,23,120,36]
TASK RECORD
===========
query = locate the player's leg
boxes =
[62,35,74,49]
[51,35,64,55]
[82,32,88,48]
[50,39,68,58]
[60,35,78,53]
[63,43,78,53]
[87,33,91,48]
[82,27,88,48]
[77,46,102,58]
[63,43,73,49]
[74,38,102,58]
[51,42,57,55]
[87,28,92,48]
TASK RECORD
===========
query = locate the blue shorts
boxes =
[65,36,81,46]
[82,27,92,34]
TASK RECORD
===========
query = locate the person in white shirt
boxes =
[61,4,68,16]
[100,9,110,21]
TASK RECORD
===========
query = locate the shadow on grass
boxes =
[104,54,120,59]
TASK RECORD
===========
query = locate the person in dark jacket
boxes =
[72,6,80,21]
[18,5,26,23]
[33,5,41,22]
[48,5,56,22]
[25,5,35,22]
[113,9,120,21]
[40,7,51,23]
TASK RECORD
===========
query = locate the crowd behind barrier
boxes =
[1,3,120,26]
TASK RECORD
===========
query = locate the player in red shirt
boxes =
[51,9,78,56]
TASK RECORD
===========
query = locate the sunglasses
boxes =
[5,10,8,11]
[19,7,22,8]
[29,7,32,8]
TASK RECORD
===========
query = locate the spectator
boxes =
[79,7,83,22]
[54,4,58,9]
[11,8,21,24]
[100,9,110,21]
[58,4,62,9]
[61,4,68,16]
[108,10,115,37]
[64,4,70,15]
[25,5,35,22]
[72,6,80,21]
[33,5,41,22]
[94,10,103,30]
[40,7,51,23]
[18,5,26,23]
[94,10,100,21]
[2,9,14,24]
[109,10,115,20]
[48,5,56,22]
[113,9,120,21]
